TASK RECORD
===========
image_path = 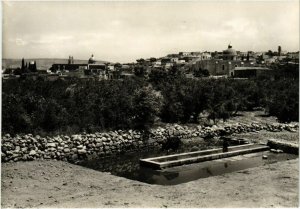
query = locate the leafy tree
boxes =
[134,65,147,78]
[266,79,298,122]
[132,85,163,130]
[193,68,210,77]
[136,58,145,64]
[148,68,168,86]
[13,67,23,75]
[150,57,157,62]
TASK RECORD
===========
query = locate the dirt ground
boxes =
[1,156,298,208]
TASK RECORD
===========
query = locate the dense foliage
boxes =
[2,63,298,135]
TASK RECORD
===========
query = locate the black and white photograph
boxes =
[1,0,299,208]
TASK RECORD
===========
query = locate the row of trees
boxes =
[2,65,298,135]
[2,78,163,134]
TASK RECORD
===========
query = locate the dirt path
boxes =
[1,158,298,208]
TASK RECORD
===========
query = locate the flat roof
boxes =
[234,67,271,71]
[88,63,105,66]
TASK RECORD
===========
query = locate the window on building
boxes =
[222,65,225,71]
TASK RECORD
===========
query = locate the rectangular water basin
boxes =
[140,143,269,169]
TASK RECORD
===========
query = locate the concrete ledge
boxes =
[144,144,254,163]
[140,144,269,170]
[267,138,299,155]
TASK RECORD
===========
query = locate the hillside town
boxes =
[2,44,299,81]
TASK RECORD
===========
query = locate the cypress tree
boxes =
[33,61,37,72]
[21,58,25,70]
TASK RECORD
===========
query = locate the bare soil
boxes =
[1,158,298,208]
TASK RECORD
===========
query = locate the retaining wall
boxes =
[1,122,298,163]
[267,138,299,155]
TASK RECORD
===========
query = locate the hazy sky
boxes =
[2,1,299,63]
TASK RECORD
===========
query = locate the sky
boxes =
[2,1,299,63]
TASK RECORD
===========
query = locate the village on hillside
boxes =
[2,44,299,81]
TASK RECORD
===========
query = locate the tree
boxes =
[21,58,25,70]
[266,50,274,57]
[13,67,22,75]
[114,62,122,68]
[148,68,168,86]
[136,58,145,64]
[193,68,210,77]
[150,57,157,62]
[266,79,298,122]
[134,65,147,78]
[132,85,163,130]
[33,61,37,72]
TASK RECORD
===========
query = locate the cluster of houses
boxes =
[2,44,299,80]
[190,45,300,78]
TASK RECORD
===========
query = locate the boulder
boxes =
[48,148,56,152]
[47,143,56,148]
[71,154,78,161]
[95,143,103,147]
[44,155,51,159]
[71,148,78,153]
[63,148,70,153]
[29,150,37,156]
[101,137,108,142]
[95,138,102,143]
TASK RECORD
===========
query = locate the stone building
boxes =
[192,45,256,77]
[50,55,110,79]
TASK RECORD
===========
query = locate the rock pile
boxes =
[2,123,298,163]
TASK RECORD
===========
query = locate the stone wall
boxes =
[1,122,298,163]
[267,139,299,155]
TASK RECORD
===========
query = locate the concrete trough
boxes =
[140,144,269,170]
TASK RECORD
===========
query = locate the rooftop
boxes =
[234,67,271,71]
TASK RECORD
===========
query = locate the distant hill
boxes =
[2,58,108,70]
